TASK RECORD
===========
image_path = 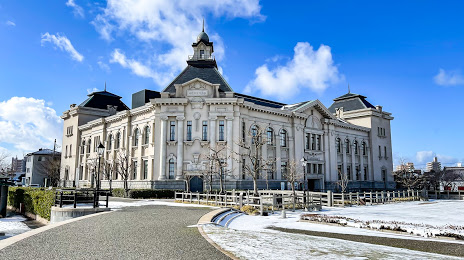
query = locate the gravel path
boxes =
[270,227,464,257]
[0,205,230,260]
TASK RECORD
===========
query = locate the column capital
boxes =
[176,116,185,121]
[225,116,234,121]
[160,116,169,121]
[209,116,218,121]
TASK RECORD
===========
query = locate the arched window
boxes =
[266,127,274,145]
[87,139,91,153]
[116,132,121,149]
[345,139,350,154]
[362,141,367,155]
[133,128,139,146]
[336,138,341,153]
[280,129,287,147]
[144,126,150,145]
[168,159,175,179]
[81,140,85,154]
[251,125,258,144]
[108,134,113,150]
[354,141,358,155]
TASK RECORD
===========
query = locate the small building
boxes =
[24,148,61,187]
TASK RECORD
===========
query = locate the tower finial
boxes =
[104,81,107,92]
[348,83,350,94]
[202,19,205,32]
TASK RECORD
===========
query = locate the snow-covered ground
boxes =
[0,215,31,240]
[202,200,464,259]
[61,199,219,209]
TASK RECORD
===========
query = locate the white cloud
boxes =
[87,88,100,94]
[434,68,464,86]
[97,61,111,72]
[110,49,171,86]
[0,97,62,152]
[66,0,85,18]
[92,0,264,87]
[41,33,84,62]
[415,150,434,164]
[245,42,343,100]
[6,20,16,26]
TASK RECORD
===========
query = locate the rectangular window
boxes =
[338,165,342,180]
[355,166,360,180]
[170,121,175,141]
[313,164,317,175]
[267,128,274,145]
[347,165,352,180]
[200,49,205,59]
[364,166,368,180]
[384,146,387,158]
[305,133,310,149]
[69,144,72,157]
[143,160,148,180]
[242,122,246,142]
[219,120,225,141]
[65,145,68,157]
[379,145,382,158]
[186,121,192,141]
[202,121,208,141]
[281,162,287,177]
[311,134,316,150]
[132,161,138,180]
[169,160,175,179]
[317,135,321,150]
[318,164,323,175]
[382,169,386,182]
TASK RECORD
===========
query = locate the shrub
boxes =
[112,188,125,198]
[8,187,55,221]
[240,205,256,215]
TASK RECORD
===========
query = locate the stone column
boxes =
[351,142,355,180]
[367,143,373,181]
[209,116,217,151]
[158,116,168,180]
[360,147,365,181]
[176,116,185,180]
[275,131,282,179]
[342,139,347,176]
[226,117,233,173]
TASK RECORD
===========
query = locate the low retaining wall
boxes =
[7,205,49,225]
[50,206,111,224]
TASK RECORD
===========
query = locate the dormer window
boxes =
[200,50,205,59]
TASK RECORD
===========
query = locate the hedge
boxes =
[111,189,178,199]
[8,187,55,221]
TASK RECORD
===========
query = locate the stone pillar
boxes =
[275,131,282,179]
[351,143,355,180]
[158,116,168,180]
[209,116,217,151]
[226,117,233,172]
[367,143,373,181]
[342,139,347,176]
[360,149,365,181]
[176,116,185,180]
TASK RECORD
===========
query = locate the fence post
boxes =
[341,193,345,207]
[260,197,264,216]
[369,191,372,205]
[73,191,77,208]
[381,191,385,204]
[327,191,333,207]
[349,192,352,206]
[215,193,218,206]
[447,190,450,199]
[356,192,360,206]
[197,192,200,204]
[387,191,390,203]
[272,194,276,212]
[106,193,109,208]
[239,193,243,209]
[59,191,63,208]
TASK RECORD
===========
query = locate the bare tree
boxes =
[438,168,462,191]
[0,151,10,173]
[234,126,275,196]
[114,149,131,197]
[337,169,350,193]
[283,159,303,198]
[199,158,214,193]
[204,143,232,194]
[393,158,422,190]
[40,156,62,187]
[102,160,116,192]
[86,155,99,188]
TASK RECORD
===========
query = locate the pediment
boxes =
[294,100,336,120]
[174,78,220,98]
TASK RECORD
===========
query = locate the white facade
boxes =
[60,30,395,191]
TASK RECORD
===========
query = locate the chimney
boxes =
[375,105,383,113]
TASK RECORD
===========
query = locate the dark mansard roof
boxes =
[327,92,375,113]
[79,91,129,111]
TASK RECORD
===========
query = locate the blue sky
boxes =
[0,0,463,169]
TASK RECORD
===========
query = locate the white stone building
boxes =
[60,29,395,192]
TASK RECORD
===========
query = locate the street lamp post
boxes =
[96,142,105,193]
[300,157,308,211]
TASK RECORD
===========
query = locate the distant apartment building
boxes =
[395,162,421,175]
[24,149,61,187]
[10,156,24,172]
[426,157,441,172]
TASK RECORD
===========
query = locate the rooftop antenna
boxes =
[202,19,205,32]
[348,84,351,94]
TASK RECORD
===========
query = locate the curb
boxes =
[0,210,113,251]
[197,208,240,260]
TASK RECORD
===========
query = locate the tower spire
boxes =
[348,83,350,94]
[104,81,107,92]
[202,19,204,32]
